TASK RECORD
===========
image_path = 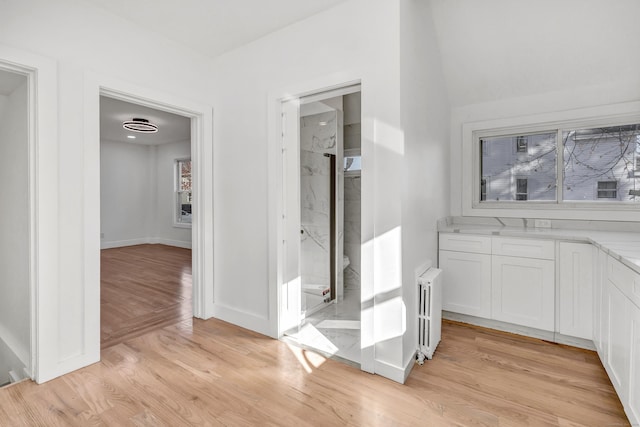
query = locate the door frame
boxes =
[0,45,58,383]
[267,75,374,372]
[83,73,215,360]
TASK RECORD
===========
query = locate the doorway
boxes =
[99,95,193,349]
[281,86,363,365]
[0,68,31,386]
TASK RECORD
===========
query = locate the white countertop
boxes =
[438,223,640,275]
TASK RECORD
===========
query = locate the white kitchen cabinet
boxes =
[558,242,594,340]
[629,303,640,425]
[439,233,491,254]
[492,236,555,260]
[439,250,492,318]
[491,255,555,331]
[607,278,631,404]
[593,248,608,360]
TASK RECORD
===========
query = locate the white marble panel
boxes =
[300,111,337,154]
[300,113,336,295]
[343,175,361,289]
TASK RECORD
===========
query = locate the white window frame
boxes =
[461,101,640,221]
[174,157,192,228]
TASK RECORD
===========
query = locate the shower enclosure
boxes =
[299,109,344,316]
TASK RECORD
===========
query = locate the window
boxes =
[344,149,361,176]
[516,136,528,153]
[516,178,528,200]
[175,159,192,226]
[480,132,557,202]
[563,124,639,202]
[477,122,640,205]
[597,181,617,199]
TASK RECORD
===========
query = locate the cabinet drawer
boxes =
[607,255,640,309]
[492,237,555,260]
[439,233,491,254]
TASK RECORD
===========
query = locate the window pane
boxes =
[179,160,192,192]
[178,191,192,223]
[344,155,361,173]
[480,132,557,202]
[176,159,192,225]
[563,124,640,202]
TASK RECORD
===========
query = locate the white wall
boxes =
[0,0,215,381]
[100,140,153,247]
[449,86,640,218]
[438,0,640,218]
[155,140,191,247]
[209,0,449,381]
[100,139,191,249]
[430,0,640,108]
[399,0,450,376]
[0,0,450,384]
[0,80,29,379]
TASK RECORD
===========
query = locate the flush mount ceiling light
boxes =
[122,117,158,133]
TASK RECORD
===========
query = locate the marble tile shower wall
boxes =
[300,111,343,295]
[344,176,361,289]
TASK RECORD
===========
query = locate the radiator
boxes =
[416,267,443,364]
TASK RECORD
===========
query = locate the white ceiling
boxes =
[85,1,640,110]
[81,0,349,59]
[430,0,640,107]
[100,96,190,145]
[0,69,26,96]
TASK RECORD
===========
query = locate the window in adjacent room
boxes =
[175,158,192,226]
[344,148,361,176]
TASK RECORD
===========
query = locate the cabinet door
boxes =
[492,255,555,331]
[439,250,491,318]
[593,248,607,358]
[629,303,640,425]
[558,242,594,340]
[607,280,631,403]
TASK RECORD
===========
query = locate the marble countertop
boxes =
[438,223,640,275]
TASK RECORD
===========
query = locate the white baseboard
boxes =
[211,303,272,337]
[101,238,149,249]
[101,237,192,250]
[403,351,416,383]
[374,358,407,384]
[0,325,28,366]
[8,370,23,383]
[151,238,192,249]
[0,334,27,384]
[443,311,596,351]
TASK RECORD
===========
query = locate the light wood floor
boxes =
[101,244,192,349]
[0,318,629,426]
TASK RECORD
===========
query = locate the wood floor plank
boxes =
[1,317,630,426]
[100,244,192,349]
[0,245,629,426]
